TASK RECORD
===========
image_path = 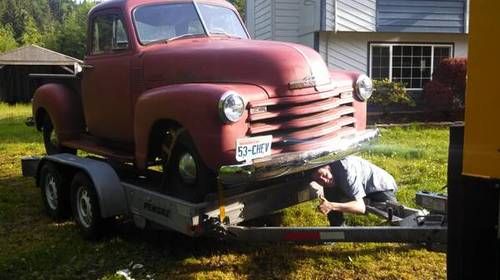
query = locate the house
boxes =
[245,0,469,93]
[0,45,82,103]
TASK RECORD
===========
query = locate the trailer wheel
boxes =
[39,162,71,221]
[42,115,76,155]
[161,131,214,203]
[71,172,103,240]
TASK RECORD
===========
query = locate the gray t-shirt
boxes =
[330,156,397,200]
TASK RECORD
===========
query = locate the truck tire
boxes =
[39,162,71,221]
[162,132,215,203]
[42,115,76,155]
[70,172,103,240]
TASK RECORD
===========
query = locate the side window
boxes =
[92,14,129,55]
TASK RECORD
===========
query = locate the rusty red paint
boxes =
[32,0,369,174]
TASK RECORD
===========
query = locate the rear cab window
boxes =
[91,14,129,55]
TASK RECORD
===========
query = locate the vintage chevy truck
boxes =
[32,0,377,202]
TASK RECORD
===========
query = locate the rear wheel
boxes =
[42,115,76,155]
[71,172,103,240]
[161,130,214,203]
[39,162,70,221]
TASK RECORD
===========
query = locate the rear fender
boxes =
[134,83,267,171]
[32,83,85,141]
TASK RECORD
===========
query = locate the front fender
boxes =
[32,83,85,141]
[134,83,267,170]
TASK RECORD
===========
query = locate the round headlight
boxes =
[355,75,374,101]
[218,91,245,123]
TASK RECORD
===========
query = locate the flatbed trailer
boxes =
[22,154,447,246]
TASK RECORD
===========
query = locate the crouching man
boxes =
[311,156,399,226]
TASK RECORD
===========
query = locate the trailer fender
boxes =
[36,154,128,218]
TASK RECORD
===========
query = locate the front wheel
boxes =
[161,130,215,203]
[42,115,76,155]
[70,172,103,240]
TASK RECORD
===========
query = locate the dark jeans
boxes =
[324,187,397,226]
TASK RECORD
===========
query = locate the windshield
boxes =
[133,3,247,45]
[198,4,247,38]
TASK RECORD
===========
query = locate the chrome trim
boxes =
[218,91,245,123]
[179,152,197,184]
[218,129,379,185]
[355,74,373,101]
[192,0,209,35]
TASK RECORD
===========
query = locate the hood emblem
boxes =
[289,76,317,90]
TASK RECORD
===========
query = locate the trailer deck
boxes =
[22,154,447,246]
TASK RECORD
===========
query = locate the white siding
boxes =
[253,0,273,40]
[274,0,301,43]
[319,32,468,74]
[325,0,377,32]
[246,0,320,43]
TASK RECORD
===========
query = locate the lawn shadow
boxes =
[106,220,422,278]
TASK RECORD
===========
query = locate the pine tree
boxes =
[0,24,17,53]
[22,16,43,46]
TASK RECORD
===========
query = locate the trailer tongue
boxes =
[202,192,447,246]
[219,226,446,244]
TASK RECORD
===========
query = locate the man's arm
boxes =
[318,196,366,215]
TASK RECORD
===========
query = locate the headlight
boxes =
[355,75,373,101]
[218,91,245,123]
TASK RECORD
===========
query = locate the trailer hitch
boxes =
[200,215,236,239]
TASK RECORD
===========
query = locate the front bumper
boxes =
[218,129,379,185]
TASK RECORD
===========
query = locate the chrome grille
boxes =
[248,88,357,153]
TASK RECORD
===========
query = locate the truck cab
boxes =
[32,0,377,202]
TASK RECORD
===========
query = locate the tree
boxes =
[0,24,17,53]
[229,0,245,19]
[49,2,95,59]
[49,0,76,22]
[22,16,43,46]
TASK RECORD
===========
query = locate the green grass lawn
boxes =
[0,103,447,279]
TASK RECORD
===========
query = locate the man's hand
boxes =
[317,196,366,215]
[309,181,324,198]
[318,196,334,215]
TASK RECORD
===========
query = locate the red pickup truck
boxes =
[32,0,377,202]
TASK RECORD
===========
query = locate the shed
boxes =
[0,45,82,103]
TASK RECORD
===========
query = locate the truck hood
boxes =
[142,38,332,97]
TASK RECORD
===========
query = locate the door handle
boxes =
[81,64,94,70]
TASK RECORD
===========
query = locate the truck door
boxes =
[81,10,134,143]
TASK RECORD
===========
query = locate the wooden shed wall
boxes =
[0,65,66,104]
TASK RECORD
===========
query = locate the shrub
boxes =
[423,58,467,114]
[369,79,415,113]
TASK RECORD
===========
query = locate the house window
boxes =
[369,43,453,90]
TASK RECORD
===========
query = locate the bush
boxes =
[423,58,467,115]
[369,79,415,113]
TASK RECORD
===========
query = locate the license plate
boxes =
[236,135,272,162]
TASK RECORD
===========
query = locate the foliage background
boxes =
[0,0,247,59]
